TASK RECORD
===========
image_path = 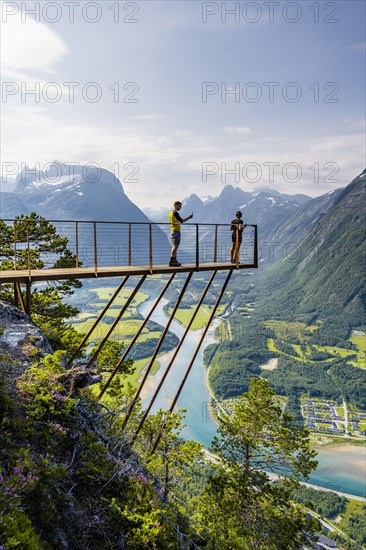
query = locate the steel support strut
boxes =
[14,282,26,314]
[121,272,193,430]
[149,269,233,454]
[132,271,218,440]
[98,274,176,400]
[67,276,129,366]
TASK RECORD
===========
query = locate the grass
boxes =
[264,319,365,367]
[267,338,306,362]
[95,358,161,405]
[94,307,140,318]
[332,498,366,535]
[292,344,304,358]
[267,334,359,366]
[236,306,252,316]
[320,498,366,548]
[70,318,163,344]
[267,338,277,353]
[75,312,98,320]
[306,324,320,332]
[350,333,366,354]
[123,356,161,385]
[215,320,230,342]
[349,333,366,368]
[92,286,149,307]
[313,343,365,368]
[168,303,227,331]
[264,320,309,341]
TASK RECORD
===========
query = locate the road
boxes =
[342,397,349,436]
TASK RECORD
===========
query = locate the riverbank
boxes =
[308,443,366,498]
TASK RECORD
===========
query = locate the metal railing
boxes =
[0,218,258,274]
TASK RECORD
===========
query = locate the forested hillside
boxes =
[205,171,366,416]
[0,301,322,549]
[256,170,366,325]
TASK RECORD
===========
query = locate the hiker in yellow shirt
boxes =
[168,201,193,266]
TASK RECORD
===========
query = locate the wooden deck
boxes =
[0,262,255,283]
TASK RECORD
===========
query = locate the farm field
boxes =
[264,320,365,368]
[69,286,151,341]
[71,317,161,343]
[168,303,227,331]
[93,286,149,307]
[95,357,161,405]
[313,343,365,368]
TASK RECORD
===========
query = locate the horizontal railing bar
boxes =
[1,218,257,229]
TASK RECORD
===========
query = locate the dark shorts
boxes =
[171,231,181,246]
[232,235,242,244]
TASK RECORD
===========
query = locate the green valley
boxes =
[67,283,179,389]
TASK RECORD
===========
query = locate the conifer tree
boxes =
[196,378,320,549]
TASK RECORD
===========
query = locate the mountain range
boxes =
[1,161,148,222]
[1,163,364,287]
[144,184,351,266]
[0,162,169,267]
[145,185,311,244]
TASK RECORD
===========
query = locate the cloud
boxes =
[309,134,363,153]
[223,127,252,135]
[2,110,363,206]
[342,119,365,130]
[0,2,68,72]
[129,114,163,121]
[349,42,366,51]
[175,130,193,137]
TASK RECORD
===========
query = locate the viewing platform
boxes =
[0,219,258,283]
[0,217,258,437]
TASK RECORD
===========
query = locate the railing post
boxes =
[75,222,79,267]
[254,225,258,268]
[149,223,153,273]
[128,223,132,266]
[14,283,18,307]
[195,224,199,270]
[13,221,17,270]
[214,224,218,264]
[26,220,31,280]
[236,226,239,267]
[93,221,98,277]
[26,280,31,317]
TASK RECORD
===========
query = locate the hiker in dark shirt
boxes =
[230,210,244,263]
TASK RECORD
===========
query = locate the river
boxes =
[138,296,366,498]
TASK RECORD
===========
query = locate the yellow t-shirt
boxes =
[169,210,182,232]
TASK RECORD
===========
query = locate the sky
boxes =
[0,0,365,208]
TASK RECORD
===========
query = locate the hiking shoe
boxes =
[169,259,182,267]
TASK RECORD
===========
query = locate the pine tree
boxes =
[0,213,81,352]
[197,378,320,549]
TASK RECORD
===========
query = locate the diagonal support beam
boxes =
[98,273,176,400]
[25,280,31,317]
[121,272,193,430]
[14,282,26,314]
[85,276,147,369]
[68,276,129,366]
[132,271,217,440]
[149,269,233,454]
